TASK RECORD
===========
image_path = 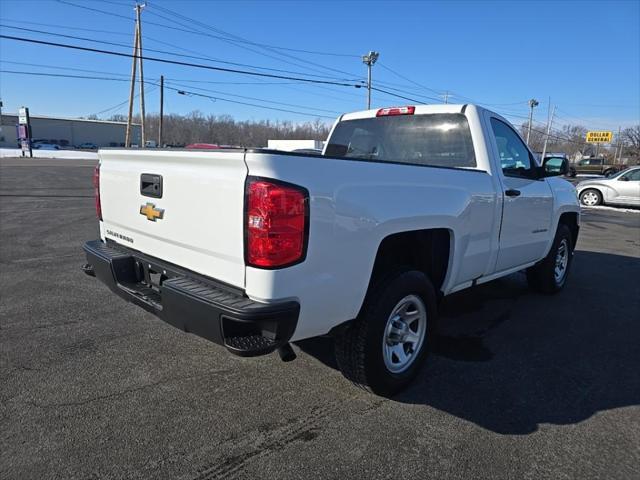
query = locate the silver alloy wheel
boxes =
[581,190,600,206]
[382,294,427,374]
[554,238,569,284]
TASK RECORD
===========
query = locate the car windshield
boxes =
[607,169,628,179]
[325,113,476,169]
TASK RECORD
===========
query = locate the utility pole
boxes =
[125,23,139,147]
[526,98,539,145]
[362,51,379,109]
[443,91,449,104]
[615,126,621,164]
[136,3,146,147]
[540,104,556,162]
[158,75,164,147]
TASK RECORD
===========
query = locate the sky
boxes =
[0,0,639,131]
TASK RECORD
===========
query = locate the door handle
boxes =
[505,189,521,197]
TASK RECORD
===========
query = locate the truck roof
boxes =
[340,104,470,121]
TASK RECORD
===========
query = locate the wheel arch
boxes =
[558,211,579,251]
[356,228,452,315]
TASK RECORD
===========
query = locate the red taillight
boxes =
[93,164,102,220]
[245,178,308,268]
[376,106,415,117]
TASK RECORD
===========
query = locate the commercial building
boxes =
[267,139,325,151]
[0,113,141,148]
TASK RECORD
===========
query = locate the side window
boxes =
[591,159,603,166]
[490,118,533,177]
[623,169,640,181]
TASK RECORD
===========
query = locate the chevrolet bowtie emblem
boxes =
[139,203,164,222]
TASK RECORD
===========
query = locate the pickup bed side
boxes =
[244,151,498,340]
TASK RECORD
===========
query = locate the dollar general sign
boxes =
[586,131,613,143]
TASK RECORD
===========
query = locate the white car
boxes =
[33,142,60,150]
[577,167,640,207]
[83,104,580,395]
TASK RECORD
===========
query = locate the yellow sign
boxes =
[139,203,164,222]
[586,131,613,143]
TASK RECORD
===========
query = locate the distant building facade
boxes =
[0,114,141,148]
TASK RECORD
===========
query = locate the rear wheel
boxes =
[580,188,602,206]
[604,169,616,178]
[526,224,573,294]
[334,269,437,396]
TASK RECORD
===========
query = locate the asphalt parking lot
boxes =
[1,158,639,480]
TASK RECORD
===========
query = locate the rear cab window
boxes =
[325,113,476,169]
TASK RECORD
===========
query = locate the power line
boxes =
[93,84,159,116]
[0,69,336,119]
[0,24,358,82]
[162,80,342,114]
[0,35,362,87]
[377,62,444,97]
[1,18,133,37]
[147,2,362,78]
[142,8,354,80]
[370,86,429,105]
[55,0,133,21]
[56,0,362,80]
[149,3,360,58]
[82,0,361,58]
[2,35,439,107]
[0,59,131,78]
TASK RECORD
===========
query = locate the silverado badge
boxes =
[139,203,164,222]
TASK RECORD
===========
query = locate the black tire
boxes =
[579,188,602,206]
[526,224,573,294]
[568,167,577,178]
[604,169,616,178]
[334,269,437,396]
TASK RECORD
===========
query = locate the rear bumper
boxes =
[83,240,299,357]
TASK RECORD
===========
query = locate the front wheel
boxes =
[334,270,437,396]
[580,188,602,206]
[526,224,574,294]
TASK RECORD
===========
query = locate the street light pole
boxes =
[158,75,164,147]
[136,3,146,147]
[526,98,539,145]
[540,105,556,162]
[362,51,379,109]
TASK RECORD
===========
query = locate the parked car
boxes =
[577,166,640,207]
[569,157,619,178]
[185,143,222,149]
[32,142,60,150]
[77,142,98,150]
[82,104,579,395]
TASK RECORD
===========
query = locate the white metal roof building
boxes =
[0,113,141,148]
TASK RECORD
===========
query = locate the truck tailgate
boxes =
[98,149,247,289]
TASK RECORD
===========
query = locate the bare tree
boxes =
[621,125,640,159]
[113,111,332,147]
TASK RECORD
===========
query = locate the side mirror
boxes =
[618,176,629,181]
[542,157,569,177]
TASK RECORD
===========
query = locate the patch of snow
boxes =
[0,148,98,160]
[581,205,640,214]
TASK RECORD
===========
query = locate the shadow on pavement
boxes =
[297,251,640,434]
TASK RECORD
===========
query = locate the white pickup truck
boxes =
[83,104,579,395]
